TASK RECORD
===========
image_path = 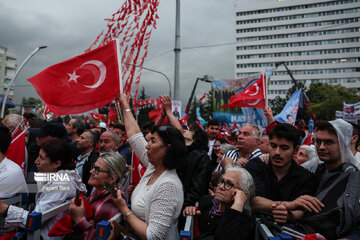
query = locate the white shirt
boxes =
[0,157,27,198]
[128,133,184,240]
[208,139,216,158]
[355,152,360,163]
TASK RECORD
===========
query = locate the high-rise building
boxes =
[235,0,360,99]
[0,46,17,99]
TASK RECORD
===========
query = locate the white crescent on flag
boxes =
[245,83,259,96]
[80,60,107,89]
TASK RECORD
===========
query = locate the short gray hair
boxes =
[3,114,23,130]
[104,130,121,144]
[225,166,255,215]
[84,130,98,148]
[219,143,237,153]
[72,118,85,135]
[100,152,131,187]
[243,124,262,139]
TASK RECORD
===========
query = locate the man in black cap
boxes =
[29,121,68,147]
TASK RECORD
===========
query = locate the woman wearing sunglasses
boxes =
[68,152,130,239]
[183,166,255,240]
[111,94,185,240]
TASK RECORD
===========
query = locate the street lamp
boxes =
[122,62,172,98]
[1,46,47,118]
[185,75,212,114]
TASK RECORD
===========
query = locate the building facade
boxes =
[235,0,360,99]
[0,46,17,99]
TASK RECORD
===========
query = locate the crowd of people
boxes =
[0,94,359,240]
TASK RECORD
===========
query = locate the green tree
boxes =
[307,83,360,120]
[22,97,42,108]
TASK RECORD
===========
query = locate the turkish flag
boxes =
[221,74,266,109]
[131,152,146,186]
[90,113,106,121]
[6,127,26,173]
[28,40,122,115]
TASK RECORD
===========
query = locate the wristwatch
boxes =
[124,211,133,222]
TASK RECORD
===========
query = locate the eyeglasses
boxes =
[91,164,109,175]
[218,178,239,191]
[315,138,336,147]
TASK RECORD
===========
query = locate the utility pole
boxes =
[174,0,181,101]
[1,46,47,118]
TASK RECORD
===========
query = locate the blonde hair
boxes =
[100,152,131,187]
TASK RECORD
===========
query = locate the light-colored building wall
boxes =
[0,46,17,98]
[235,0,360,99]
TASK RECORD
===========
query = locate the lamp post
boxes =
[185,75,212,114]
[1,46,47,118]
[174,0,181,101]
[122,62,172,98]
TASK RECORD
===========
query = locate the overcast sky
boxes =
[0,0,265,109]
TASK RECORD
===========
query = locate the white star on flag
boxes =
[68,70,80,83]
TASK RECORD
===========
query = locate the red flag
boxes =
[148,108,167,125]
[90,113,106,121]
[200,92,207,101]
[108,107,117,121]
[221,74,266,109]
[179,114,188,125]
[6,127,26,173]
[131,152,146,186]
[28,40,121,115]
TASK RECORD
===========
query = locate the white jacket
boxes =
[5,170,86,240]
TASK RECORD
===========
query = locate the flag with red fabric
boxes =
[131,152,146,186]
[48,194,93,236]
[179,114,188,125]
[28,40,122,115]
[90,113,107,121]
[200,92,207,101]
[6,127,26,173]
[220,74,266,109]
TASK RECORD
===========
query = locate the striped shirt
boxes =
[214,148,263,172]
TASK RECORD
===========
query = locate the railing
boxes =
[25,201,71,240]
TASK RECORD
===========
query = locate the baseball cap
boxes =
[28,121,67,139]
[99,122,107,130]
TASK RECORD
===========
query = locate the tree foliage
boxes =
[22,97,42,107]
[307,83,360,120]
[269,83,360,121]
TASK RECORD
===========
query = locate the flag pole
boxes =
[265,71,268,107]
[116,39,123,94]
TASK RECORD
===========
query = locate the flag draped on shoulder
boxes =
[28,40,122,115]
[220,73,266,109]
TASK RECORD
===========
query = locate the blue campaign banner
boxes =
[274,89,303,125]
[241,107,267,128]
[213,112,247,128]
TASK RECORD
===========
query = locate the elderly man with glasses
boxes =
[214,124,263,171]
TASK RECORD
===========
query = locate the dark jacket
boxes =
[182,148,211,207]
[82,151,99,196]
[197,195,253,240]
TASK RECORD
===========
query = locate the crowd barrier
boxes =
[179,215,295,240]
[179,215,194,240]
[25,201,71,240]
[96,212,123,240]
